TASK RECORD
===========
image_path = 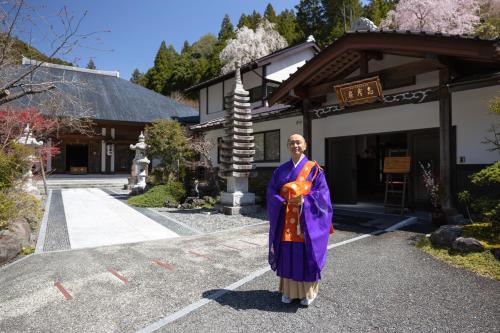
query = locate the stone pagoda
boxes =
[129,132,150,194]
[219,62,257,215]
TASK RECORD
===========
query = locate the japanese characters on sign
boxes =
[334,76,383,107]
[383,156,411,174]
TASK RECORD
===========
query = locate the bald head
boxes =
[287,134,305,145]
[288,133,307,160]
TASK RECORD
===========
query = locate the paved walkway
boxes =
[42,188,178,251]
[1,217,498,332]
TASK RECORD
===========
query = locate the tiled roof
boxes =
[2,65,199,124]
[184,40,320,93]
[189,104,298,131]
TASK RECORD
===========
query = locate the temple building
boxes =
[186,38,320,171]
[268,30,500,209]
[189,30,499,210]
[4,59,198,174]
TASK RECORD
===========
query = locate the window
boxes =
[248,86,263,103]
[266,85,277,98]
[254,130,280,162]
[218,130,280,164]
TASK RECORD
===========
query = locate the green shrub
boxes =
[164,181,186,202]
[0,144,32,190]
[462,222,500,249]
[464,162,500,232]
[20,246,35,255]
[127,182,186,208]
[471,161,500,186]
[0,190,42,230]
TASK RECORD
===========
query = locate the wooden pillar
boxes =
[359,51,368,75]
[439,68,452,208]
[302,98,312,158]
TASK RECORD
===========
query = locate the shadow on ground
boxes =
[202,289,302,313]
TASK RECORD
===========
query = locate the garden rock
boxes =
[202,196,216,205]
[0,234,21,265]
[451,237,484,253]
[9,218,31,247]
[430,225,462,248]
[491,248,500,261]
[181,197,206,209]
[164,197,179,208]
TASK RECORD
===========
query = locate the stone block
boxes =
[226,177,249,193]
[430,225,462,248]
[9,218,31,247]
[451,237,484,253]
[220,191,255,206]
[220,205,259,215]
[0,235,21,265]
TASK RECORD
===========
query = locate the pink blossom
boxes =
[381,0,480,35]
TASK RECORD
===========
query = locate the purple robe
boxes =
[267,156,333,282]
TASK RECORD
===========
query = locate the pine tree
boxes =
[238,10,262,30]
[264,3,278,24]
[296,0,328,46]
[363,0,396,26]
[86,58,96,69]
[249,10,263,30]
[130,68,144,85]
[237,14,251,29]
[144,41,178,93]
[218,14,236,41]
[181,40,191,55]
[322,0,363,41]
[277,9,303,45]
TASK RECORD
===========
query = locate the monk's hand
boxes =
[288,195,304,205]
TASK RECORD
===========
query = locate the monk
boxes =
[266,134,333,306]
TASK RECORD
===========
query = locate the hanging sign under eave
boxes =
[334,76,384,107]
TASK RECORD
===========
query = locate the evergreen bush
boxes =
[0,191,42,231]
[127,182,186,208]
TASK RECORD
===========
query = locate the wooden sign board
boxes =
[383,157,411,174]
[335,76,383,107]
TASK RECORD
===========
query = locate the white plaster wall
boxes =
[208,82,223,114]
[204,116,303,168]
[199,88,207,121]
[312,85,500,165]
[242,68,262,89]
[224,78,234,96]
[369,54,419,72]
[311,102,440,165]
[266,48,316,82]
[453,85,500,164]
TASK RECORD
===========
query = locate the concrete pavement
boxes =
[1,217,498,333]
[40,188,178,252]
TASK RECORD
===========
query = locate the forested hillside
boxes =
[131,1,399,100]
[135,0,497,103]
[1,33,72,66]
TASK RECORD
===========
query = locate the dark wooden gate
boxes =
[325,136,357,204]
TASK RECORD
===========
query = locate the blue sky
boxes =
[18,1,368,80]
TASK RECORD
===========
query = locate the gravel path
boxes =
[152,207,269,234]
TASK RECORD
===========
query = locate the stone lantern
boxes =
[218,62,257,214]
[129,132,150,194]
[17,124,43,195]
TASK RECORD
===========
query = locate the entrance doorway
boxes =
[66,144,89,173]
[325,128,442,207]
[114,144,135,173]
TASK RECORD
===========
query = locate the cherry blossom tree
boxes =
[219,20,288,74]
[380,0,481,35]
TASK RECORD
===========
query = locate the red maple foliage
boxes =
[0,107,61,161]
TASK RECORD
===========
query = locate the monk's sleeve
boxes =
[266,168,285,271]
[302,168,333,272]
